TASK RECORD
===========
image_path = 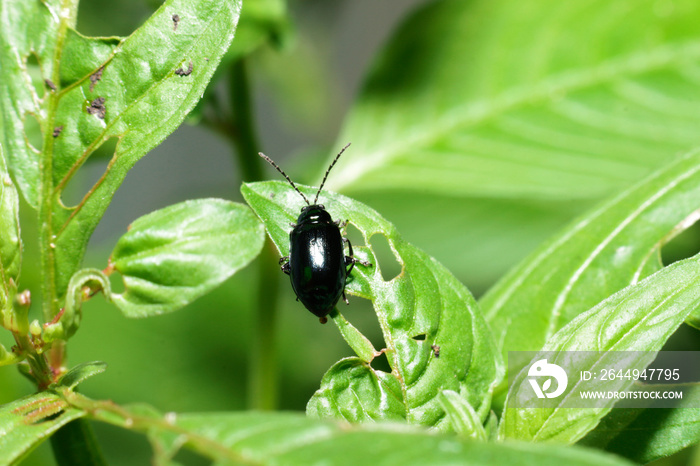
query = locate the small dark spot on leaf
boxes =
[89,66,104,92]
[44,79,56,91]
[431,344,440,358]
[52,125,63,138]
[172,14,180,31]
[269,192,276,199]
[175,61,193,77]
[412,334,426,341]
[86,97,106,119]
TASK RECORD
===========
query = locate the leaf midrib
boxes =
[530,276,695,441]
[54,2,233,236]
[335,40,700,190]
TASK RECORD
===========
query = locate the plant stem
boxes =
[42,1,106,464]
[230,59,263,182]
[228,58,280,409]
[248,239,280,410]
[62,391,250,464]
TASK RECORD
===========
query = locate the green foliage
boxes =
[500,253,700,442]
[325,0,700,293]
[0,0,699,464]
[580,385,700,463]
[0,392,85,464]
[483,149,700,369]
[110,199,264,317]
[329,0,700,199]
[243,181,503,429]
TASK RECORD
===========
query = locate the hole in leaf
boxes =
[43,411,63,422]
[107,271,125,294]
[661,215,700,266]
[345,222,365,248]
[23,113,43,153]
[371,350,391,373]
[60,137,118,208]
[25,52,45,98]
[369,233,402,282]
[339,295,387,350]
[412,334,426,341]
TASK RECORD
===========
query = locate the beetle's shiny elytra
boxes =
[259,143,370,324]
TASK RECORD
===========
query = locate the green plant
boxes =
[1,0,700,464]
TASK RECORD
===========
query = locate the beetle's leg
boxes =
[342,290,349,305]
[345,239,356,275]
[345,238,372,272]
[336,219,348,229]
[289,222,297,228]
[279,256,291,275]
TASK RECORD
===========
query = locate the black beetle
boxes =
[259,143,371,323]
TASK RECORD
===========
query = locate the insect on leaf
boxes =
[242,181,503,430]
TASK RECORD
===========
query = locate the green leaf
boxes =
[331,310,379,363]
[482,150,700,369]
[0,144,20,324]
[579,384,700,463]
[51,0,241,298]
[0,0,241,301]
[171,413,634,466]
[0,391,85,465]
[500,254,700,443]
[306,357,406,423]
[438,389,487,441]
[110,199,264,317]
[55,361,107,391]
[43,268,111,342]
[325,0,700,200]
[0,0,67,208]
[313,0,700,298]
[80,402,635,466]
[242,181,502,429]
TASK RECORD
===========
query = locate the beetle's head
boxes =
[297,204,333,224]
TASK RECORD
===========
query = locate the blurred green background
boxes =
[2,0,700,464]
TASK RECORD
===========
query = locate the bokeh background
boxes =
[2,0,699,464]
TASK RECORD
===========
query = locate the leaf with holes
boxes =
[0,0,241,304]
[0,392,85,465]
[499,253,700,443]
[0,0,64,208]
[481,149,700,389]
[324,0,700,201]
[110,199,264,317]
[242,181,503,430]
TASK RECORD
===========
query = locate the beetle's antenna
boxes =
[259,152,310,205]
[314,142,351,205]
